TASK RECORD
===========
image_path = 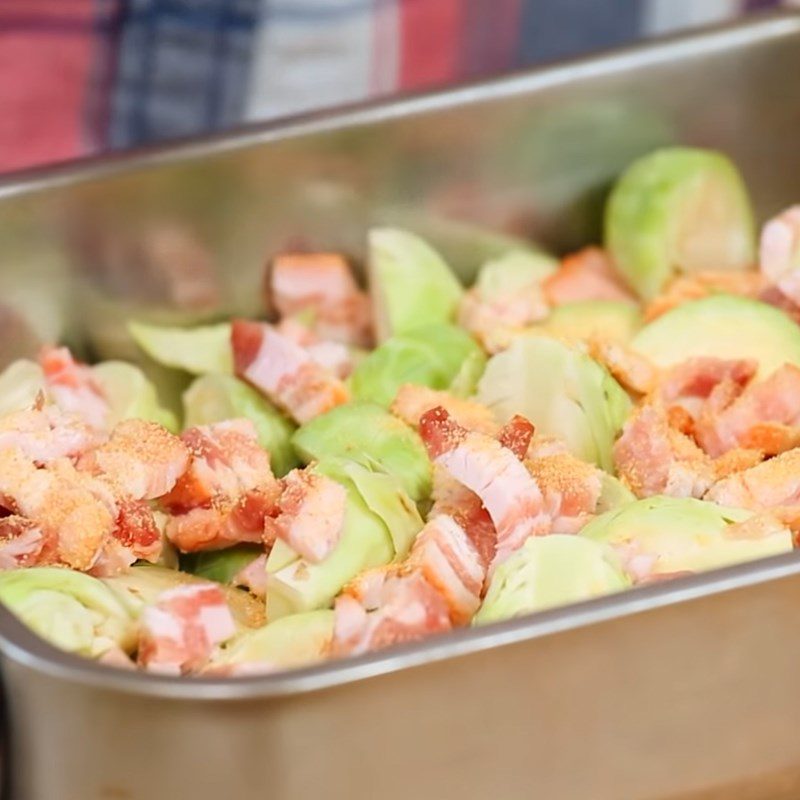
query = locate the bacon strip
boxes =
[137,583,236,675]
[263,469,347,563]
[543,247,635,306]
[232,320,350,424]
[269,253,372,347]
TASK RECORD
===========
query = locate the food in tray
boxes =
[2,146,800,677]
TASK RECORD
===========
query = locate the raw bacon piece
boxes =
[137,583,236,675]
[0,405,101,465]
[0,449,113,570]
[0,516,51,569]
[231,320,350,424]
[497,415,535,460]
[406,515,486,624]
[163,420,274,513]
[643,271,766,321]
[526,453,602,533]
[39,346,110,431]
[695,364,800,457]
[391,385,498,435]
[263,470,347,563]
[543,247,635,306]
[759,205,800,305]
[332,571,451,658]
[82,419,189,500]
[164,420,280,553]
[269,253,372,347]
[420,407,548,568]
[276,318,355,379]
[458,284,549,354]
[589,340,660,395]
[704,448,800,510]
[429,466,496,569]
[614,403,715,498]
[234,553,268,598]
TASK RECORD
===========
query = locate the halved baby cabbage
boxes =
[630,295,800,380]
[477,335,631,472]
[129,321,233,375]
[0,568,137,657]
[210,610,334,673]
[93,360,178,431]
[474,249,558,300]
[368,228,463,341]
[351,324,484,408]
[292,402,432,502]
[266,459,421,619]
[580,496,792,576]
[474,535,629,625]
[605,147,755,300]
[183,373,299,476]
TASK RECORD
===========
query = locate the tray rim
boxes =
[2,10,800,699]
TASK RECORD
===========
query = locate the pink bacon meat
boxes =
[543,247,635,305]
[695,364,800,457]
[760,205,800,306]
[0,404,101,466]
[137,583,236,675]
[705,448,800,511]
[80,418,189,501]
[333,571,451,658]
[163,419,279,552]
[263,469,347,563]
[420,407,547,568]
[269,253,372,347]
[613,403,715,499]
[231,319,350,424]
[39,346,110,431]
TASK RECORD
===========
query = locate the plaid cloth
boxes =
[0,0,793,172]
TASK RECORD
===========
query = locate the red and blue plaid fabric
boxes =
[0,0,792,173]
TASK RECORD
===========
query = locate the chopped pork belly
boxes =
[39,346,110,431]
[269,253,373,347]
[419,406,548,568]
[694,364,800,457]
[429,466,497,569]
[0,516,51,569]
[704,448,800,510]
[391,384,498,435]
[163,420,280,552]
[497,415,535,460]
[0,404,101,465]
[0,449,113,570]
[643,271,766,321]
[458,283,549,353]
[332,571,451,658]
[234,553,268,598]
[543,247,635,305]
[231,320,350,424]
[275,317,354,379]
[526,453,602,533]
[589,340,660,395]
[406,515,486,624]
[263,469,347,563]
[81,419,189,501]
[759,205,800,306]
[137,583,236,675]
[614,403,715,498]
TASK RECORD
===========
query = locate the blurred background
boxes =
[0,0,796,175]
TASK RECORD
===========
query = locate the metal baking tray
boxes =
[1,12,800,800]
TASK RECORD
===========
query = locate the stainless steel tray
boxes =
[2,13,800,800]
